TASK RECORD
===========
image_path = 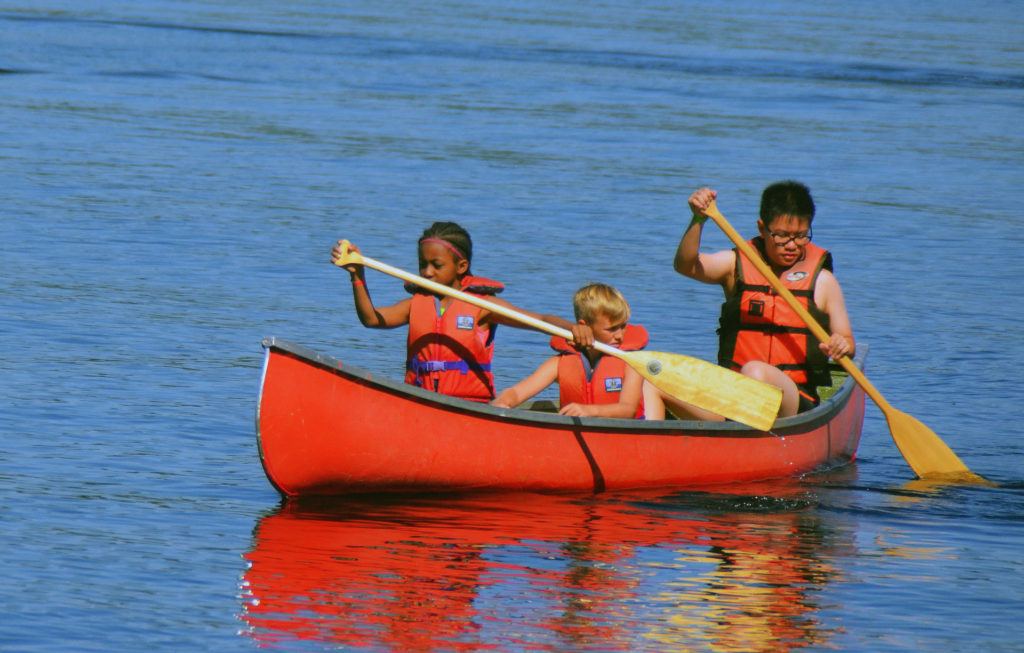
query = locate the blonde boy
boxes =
[492,283,647,418]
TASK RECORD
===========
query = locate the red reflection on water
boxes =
[239,479,853,651]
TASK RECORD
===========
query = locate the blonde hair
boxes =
[573,283,630,325]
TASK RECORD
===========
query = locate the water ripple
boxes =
[4,12,1022,90]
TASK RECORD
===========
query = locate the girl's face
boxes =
[419,241,469,289]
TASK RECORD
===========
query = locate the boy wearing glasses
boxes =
[654,181,854,419]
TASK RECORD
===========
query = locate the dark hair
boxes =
[759,181,815,224]
[418,221,473,271]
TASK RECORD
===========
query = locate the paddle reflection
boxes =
[238,479,854,651]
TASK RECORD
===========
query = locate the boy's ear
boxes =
[577,318,588,326]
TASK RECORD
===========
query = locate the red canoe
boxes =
[256,337,866,496]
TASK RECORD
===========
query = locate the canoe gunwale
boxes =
[258,336,868,437]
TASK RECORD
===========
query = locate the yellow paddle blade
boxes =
[704,201,986,481]
[332,238,783,429]
[884,408,989,483]
[619,350,782,431]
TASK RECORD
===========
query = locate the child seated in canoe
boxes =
[492,283,646,418]
[331,221,590,403]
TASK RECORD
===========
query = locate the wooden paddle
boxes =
[332,240,783,430]
[703,201,985,481]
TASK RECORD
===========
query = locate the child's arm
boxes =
[331,240,412,328]
[559,366,643,419]
[673,187,736,289]
[479,297,595,348]
[491,357,559,408]
[814,270,856,359]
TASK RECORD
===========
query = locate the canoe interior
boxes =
[520,366,852,416]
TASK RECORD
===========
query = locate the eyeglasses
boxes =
[767,227,812,246]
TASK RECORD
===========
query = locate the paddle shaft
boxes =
[342,250,619,357]
[334,239,783,430]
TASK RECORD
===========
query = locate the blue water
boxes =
[3,2,1023,650]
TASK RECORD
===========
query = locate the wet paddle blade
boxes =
[338,242,784,426]
[885,408,987,482]
[621,350,782,431]
[704,202,985,481]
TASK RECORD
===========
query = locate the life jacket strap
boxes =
[407,359,492,375]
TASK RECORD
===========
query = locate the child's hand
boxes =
[558,402,596,417]
[491,390,516,409]
[331,239,364,276]
[819,333,853,361]
[569,323,595,349]
[688,187,717,219]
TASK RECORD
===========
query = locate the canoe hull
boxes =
[256,338,865,496]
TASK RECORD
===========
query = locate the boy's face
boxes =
[758,214,812,269]
[581,313,627,348]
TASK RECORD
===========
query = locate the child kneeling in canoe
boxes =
[332,221,589,403]
[492,283,646,418]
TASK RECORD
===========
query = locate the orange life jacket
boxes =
[550,324,648,419]
[718,238,833,394]
[405,276,504,402]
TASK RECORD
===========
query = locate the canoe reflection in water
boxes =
[238,474,857,651]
